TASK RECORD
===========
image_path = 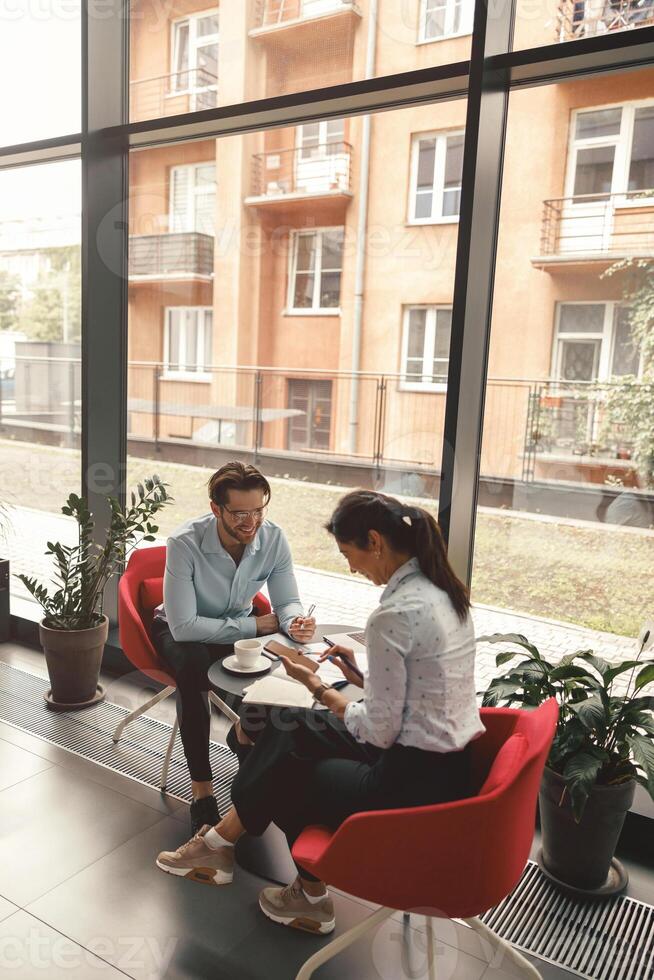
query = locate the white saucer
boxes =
[221,654,272,677]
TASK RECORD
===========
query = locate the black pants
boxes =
[151,619,233,783]
[230,706,472,881]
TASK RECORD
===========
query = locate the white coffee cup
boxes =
[234,638,263,669]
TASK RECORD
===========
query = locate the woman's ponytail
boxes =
[410,507,470,622]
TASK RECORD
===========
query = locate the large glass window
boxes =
[410,131,464,222]
[0,161,81,613]
[419,0,474,42]
[401,307,452,388]
[0,1,81,146]
[289,229,344,311]
[471,77,654,639]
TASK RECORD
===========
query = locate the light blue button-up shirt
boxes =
[157,514,304,645]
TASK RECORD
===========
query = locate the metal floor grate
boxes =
[0,661,238,813]
[481,860,654,980]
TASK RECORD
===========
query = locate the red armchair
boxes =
[291,698,558,980]
[114,545,271,791]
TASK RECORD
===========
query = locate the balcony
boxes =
[250,0,361,38]
[129,233,214,282]
[245,142,353,209]
[557,0,654,40]
[129,68,218,123]
[533,190,654,270]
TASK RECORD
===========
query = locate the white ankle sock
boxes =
[302,888,327,904]
[204,827,234,850]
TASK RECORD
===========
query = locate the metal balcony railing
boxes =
[557,0,654,40]
[129,233,214,280]
[130,68,218,122]
[249,142,353,200]
[254,0,355,28]
[540,190,654,258]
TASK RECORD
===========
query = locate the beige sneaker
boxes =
[259,877,335,934]
[156,825,234,886]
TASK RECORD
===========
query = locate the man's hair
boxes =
[208,461,271,508]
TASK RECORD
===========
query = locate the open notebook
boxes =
[242,674,363,709]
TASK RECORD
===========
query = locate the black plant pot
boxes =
[538,766,635,895]
[0,559,9,643]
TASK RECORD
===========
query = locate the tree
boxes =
[601,258,654,488]
[0,270,20,332]
[18,246,81,343]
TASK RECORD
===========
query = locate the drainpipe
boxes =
[348,0,378,454]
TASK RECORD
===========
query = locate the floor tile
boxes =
[482,950,577,979]
[0,766,164,906]
[0,736,53,791]
[0,910,128,977]
[28,816,486,980]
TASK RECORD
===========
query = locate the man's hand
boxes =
[255,613,279,636]
[288,616,316,643]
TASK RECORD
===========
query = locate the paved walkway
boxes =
[7,506,642,699]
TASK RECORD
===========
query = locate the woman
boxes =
[156,490,485,935]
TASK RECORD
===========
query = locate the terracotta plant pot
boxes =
[39,616,109,707]
[539,766,635,892]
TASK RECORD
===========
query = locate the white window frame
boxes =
[400,305,452,392]
[417,0,474,44]
[169,162,216,234]
[169,9,219,102]
[408,130,464,225]
[566,98,654,206]
[163,306,213,381]
[551,301,643,381]
[296,119,345,159]
[286,227,344,315]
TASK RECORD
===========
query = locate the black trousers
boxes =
[229,706,472,882]
[151,619,233,783]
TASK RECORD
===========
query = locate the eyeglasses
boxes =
[220,504,267,525]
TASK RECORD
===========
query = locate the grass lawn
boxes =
[1,440,651,638]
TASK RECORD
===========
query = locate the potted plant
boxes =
[18,475,172,710]
[480,626,654,895]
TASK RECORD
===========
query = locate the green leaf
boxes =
[635,664,654,692]
[477,633,542,660]
[604,660,649,686]
[626,733,654,799]
[563,749,608,822]
[568,695,608,734]
[550,664,598,683]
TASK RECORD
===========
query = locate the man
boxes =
[151,461,315,833]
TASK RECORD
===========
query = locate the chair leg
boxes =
[295,906,394,980]
[462,916,543,979]
[112,686,176,744]
[208,689,239,725]
[160,716,179,792]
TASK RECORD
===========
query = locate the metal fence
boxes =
[250,142,353,200]
[129,68,218,122]
[254,0,355,29]
[2,357,650,487]
[557,0,654,40]
[540,190,654,257]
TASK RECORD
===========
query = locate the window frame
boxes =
[408,129,464,225]
[286,227,344,315]
[162,305,213,381]
[552,301,643,381]
[169,8,219,101]
[399,305,453,392]
[566,98,654,205]
[169,161,217,235]
[417,0,474,44]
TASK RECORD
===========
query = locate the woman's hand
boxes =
[318,645,364,689]
[278,655,321,693]
[288,616,316,643]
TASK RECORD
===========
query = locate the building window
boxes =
[287,379,333,451]
[164,307,213,378]
[419,0,473,41]
[568,101,654,199]
[401,306,452,389]
[297,119,345,160]
[288,229,344,312]
[171,9,219,108]
[410,131,464,223]
[170,163,216,235]
[553,302,641,382]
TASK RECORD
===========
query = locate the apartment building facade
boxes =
[127,0,654,491]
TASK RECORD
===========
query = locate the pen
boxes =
[306,604,316,619]
[322,636,364,679]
